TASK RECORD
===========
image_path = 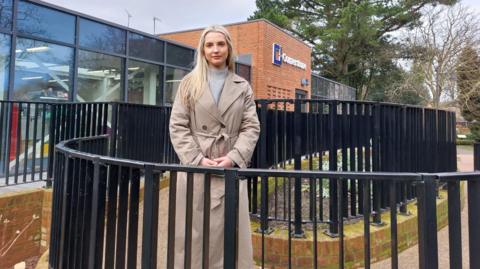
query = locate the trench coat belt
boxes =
[193,130,238,158]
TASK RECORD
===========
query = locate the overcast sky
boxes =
[41,0,480,36]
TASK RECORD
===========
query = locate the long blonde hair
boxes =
[180,25,235,105]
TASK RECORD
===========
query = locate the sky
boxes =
[41,0,480,36]
[41,0,257,35]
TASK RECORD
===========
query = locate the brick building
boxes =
[160,19,312,101]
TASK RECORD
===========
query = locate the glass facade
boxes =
[165,67,188,104]
[166,43,194,68]
[0,0,13,30]
[0,0,195,104]
[129,33,164,63]
[0,33,10,100]
[128,60,163,105]
[17,1,75,44]
[13,38,73,101]
[77,50,122,102]
[79,18,126,54]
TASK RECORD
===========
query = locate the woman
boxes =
[169,25,260,269]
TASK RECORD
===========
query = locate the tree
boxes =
[457,45,480,139]
[250,0,458,100]
[406,4,479,107]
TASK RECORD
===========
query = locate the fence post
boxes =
[293,98,304,237]
[46,104,57,187]
[468,143,480,269]
[417,174,438,269]
[224,169,239,269]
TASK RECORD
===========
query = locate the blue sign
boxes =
[272,43,282,66]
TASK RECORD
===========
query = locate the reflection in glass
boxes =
[79,19,126,54]
[127,60,163,105]
[17,1,75,44]
[0,34,10,100]
[129,33,164,63]
[166,43,194,68]
[77,50,123,102]
[0,0,12,30]
[165,67,189,104]
[13,38,73,101]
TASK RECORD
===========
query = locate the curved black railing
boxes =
[49,134,480,269]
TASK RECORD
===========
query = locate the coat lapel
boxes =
[197,83,225,124]
[218,73,244,116]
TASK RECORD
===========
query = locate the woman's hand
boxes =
[200,157,218,166]
[213,156,233,168]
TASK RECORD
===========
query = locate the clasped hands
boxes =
[200,156,233,168]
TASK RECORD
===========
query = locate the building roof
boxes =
[159,19,312,49]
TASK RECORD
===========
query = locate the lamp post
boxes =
[125,9,132,28]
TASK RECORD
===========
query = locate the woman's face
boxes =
[203,31,229,69]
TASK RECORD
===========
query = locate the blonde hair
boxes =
[180,25,235,105]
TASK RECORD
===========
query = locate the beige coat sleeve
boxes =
[169,84,204,165]
[227,85,260,168]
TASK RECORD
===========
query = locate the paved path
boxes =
[370,145,474,269]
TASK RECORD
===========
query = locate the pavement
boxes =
[370,145,474,269]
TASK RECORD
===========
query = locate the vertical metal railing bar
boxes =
[447,180,462,269]
[363,178,371,269]
[312,177,318,269]
[328,101,338,235]
[68,157,81,269]
[14,102,22,184]
[127,168,140,269]
[372,104,382,225]
[224,169,239,269]
[85,104,91,137]
[87,159,108,269]
[287,176,292,269]
[141,165,159,269]
[274,102,279,220]
[293,99,303,236]
[91,104,98,136]
[341,102,349,219]
[77,158,88,269]
[115,166,130,268]
[109,103,118,158]
[416,175,438,269]
[350,103,357,217]
[30,103,38,182]
[184,172,194,269]
[260,174,268,267]
[283,101,288,219]
[468,143,480,269]
[81,159,93,269]
[389,181,398,269]
[166,171,177,269]
[338,178,345,269]
[357,104,364,215]
[58,155,72,268]
[74,104,81,138]
[4,103,12,183]
[22,103,30,182]
[202,173,211,269]
[46,104,56,184]
[104,164,118,269]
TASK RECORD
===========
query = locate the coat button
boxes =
[202,125,207,130]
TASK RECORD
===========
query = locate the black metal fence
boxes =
[49,134,480,269]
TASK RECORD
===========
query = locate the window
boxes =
[77,50,123,102]
[13,38,73,101]
[79,19,126,54]
[235,63,251,82]
[0,33,10,100]
[127,60,163,105]
[164,67,189,104]
[129,33,164,63]
[17,1,75,44]
[166,43,194,68]
[0,0,12,31]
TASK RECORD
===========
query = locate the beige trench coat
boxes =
[169,72,260,269]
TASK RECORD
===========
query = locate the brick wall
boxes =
[0,190,44,269]
[160,20,312,103]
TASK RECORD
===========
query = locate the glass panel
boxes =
[166,43,194,68]
[127,60,163,105]
[129,33,164,63]
[17,1,75,44]
[0,0,12,30]
[79,18,126,54]
[77,50,123,102]
[0,34,10,100]
[164,67,188,104]
[13,38,73,101]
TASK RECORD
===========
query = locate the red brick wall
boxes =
[160,20,312,103]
